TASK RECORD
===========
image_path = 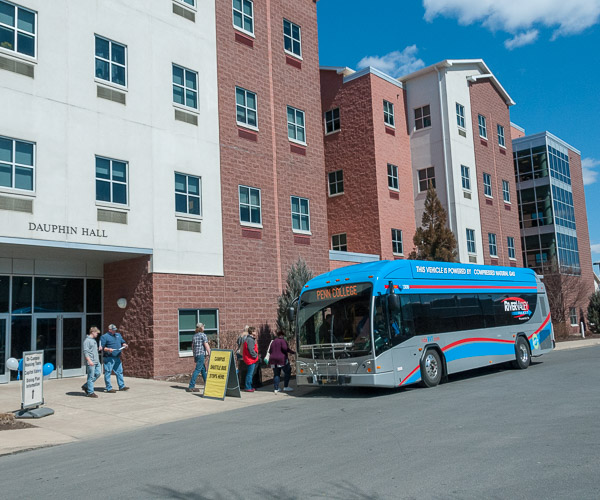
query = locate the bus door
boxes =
[387,294,417,385]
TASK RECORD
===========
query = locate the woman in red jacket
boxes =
[242,326,259,392]
[268,330,295,393]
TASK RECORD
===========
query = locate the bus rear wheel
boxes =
[421,350,442,387]
[512,336,531,369]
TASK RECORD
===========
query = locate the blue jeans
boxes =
[189,354,206,389]
[245,362,256,390]
[273,363,291,391]
[104,356,125,391]
[86,363,101,394]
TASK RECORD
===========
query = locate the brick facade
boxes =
[321,69,415,261]
[469,80,523,267]
[567,150,595,333]
[103,0,329,379]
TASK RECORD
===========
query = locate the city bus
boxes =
[294,260,553,388]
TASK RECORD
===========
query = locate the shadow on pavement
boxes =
[65,391,88,397]
[145,481,382,500]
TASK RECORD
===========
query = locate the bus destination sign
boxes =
[316,285,358,301]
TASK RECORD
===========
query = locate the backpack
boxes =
[236,334,247,359]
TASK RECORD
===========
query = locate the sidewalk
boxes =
[554,337,600,351]
[0,376,288,456]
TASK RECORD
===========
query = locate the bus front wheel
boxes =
[421,350,442,387]
[512,336,531,369]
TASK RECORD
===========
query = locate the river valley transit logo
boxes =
[501,297,531,319]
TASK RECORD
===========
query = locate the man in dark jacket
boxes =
[100,324,129,393]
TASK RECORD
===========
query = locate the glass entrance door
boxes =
[34,314,85,378]
[0,315,8,384]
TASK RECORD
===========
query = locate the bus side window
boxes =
[480,294,496,328]
[390,295,415,346]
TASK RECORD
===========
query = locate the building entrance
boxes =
[34,314,85,378]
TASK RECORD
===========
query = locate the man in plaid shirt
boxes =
[187,323,211,393]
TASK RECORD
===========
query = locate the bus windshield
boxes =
[298,283,373,358]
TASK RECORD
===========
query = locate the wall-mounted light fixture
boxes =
[117,298,127,309]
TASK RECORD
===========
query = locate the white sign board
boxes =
[22,350,44,410]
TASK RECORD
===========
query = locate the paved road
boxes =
[1,347,599,499]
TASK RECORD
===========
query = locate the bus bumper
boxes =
[297,371,396,388]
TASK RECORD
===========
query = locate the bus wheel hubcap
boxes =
[425,355,438,378]
[519,345,528,363]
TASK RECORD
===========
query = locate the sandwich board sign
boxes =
[203,349,241,400]
[15,350,54,419]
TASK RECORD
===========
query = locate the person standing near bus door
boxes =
[269,330,295,393]
[187,323,211,393]
[100,324,129,393]
[82,326,101,397]
[242,326,259,392]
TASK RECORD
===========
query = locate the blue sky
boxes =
[317,0,600,268]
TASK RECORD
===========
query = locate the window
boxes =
[332,233,347,251]
[418,167,435,192]
[497,124,505,147]
[383,100,395,127]
[328,170,343,196]
[569,307,577,326]
[466,229,476,254]
[95,156,128,205]
[461,165,470,191]
[507,236,516,260]
[177,0,195,6]
[283,19,301,57]
[172,64,198,109]
[287,106,306,144]
[392,229,403,255]
[94,35,126,87]
[324,108,340,134]
[291,196,310,232]
[235,87,257,129]
[0,136,34,191]
[175,173,201,216]
[456,103,465,129]
[178,309,219,354]
[502,180,510,203]
[483,172,492,197]
[478,114,487,139]
[387,163,399,190]
[414,105,431,130]
[232,0,253,36]
[488,233,498,257]
[239,185,261,225]
[0,1,35,57]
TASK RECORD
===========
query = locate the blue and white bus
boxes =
[295,260,553,388]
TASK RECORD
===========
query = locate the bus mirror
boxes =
[387,294,401,313]
[288,306,296,322]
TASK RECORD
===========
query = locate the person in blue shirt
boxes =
[100,324,130,393]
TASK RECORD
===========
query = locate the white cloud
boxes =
[504,30,539,50]
[590,243,600,254]
[423,0,600,45]
[583,158,600,185]
[357,45,425,78]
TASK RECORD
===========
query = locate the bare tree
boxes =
[542,267,593,339]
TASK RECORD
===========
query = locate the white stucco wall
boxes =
[0,0,223,276]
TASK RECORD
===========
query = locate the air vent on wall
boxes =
[463,191,471,199]
[172,2,195,21]
[0,195,33,213]
[174,109,198,126]
[458,129,467,137]
[0,55,34,78]
[97,209,127,224]
[96,85,126,104]
[469,256,477,263]
[177,219,201,232]
[97,85,126,105]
